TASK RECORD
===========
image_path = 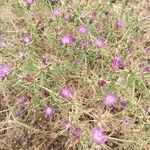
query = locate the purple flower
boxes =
[91,126,108,144]
[144,47,150,54]
[61,118,72,129]
[93,38,105,48]
[50,0,57,3]
[18,96,28,107]
[63,12,71,21]
[111,57,122,70]
[115,20,124,28]
[70,125,81,140]
[0,64,11,80]
[139,60,148,68]
[97,79,106,87]
[24,0,34,4]
[60,34,75,45]
[43,106,53,118]
[0,31,4,36]
[15,108,23,117]
[103,92,117,107]
[0,39,5,46]
[51,7,61,17]
[58,87,73,99]
[22,35,32,44]
[143,66,150,72]
[76,25,88,34]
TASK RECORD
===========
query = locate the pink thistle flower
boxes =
[70,125,81,140]
[111,57,122,70]
[18,96,28,108]
[61,118,72,129]
[115,20,124,28]
[24,0,34,4]
[22,35,32,44]
[60,34,75,45]
[91,126,108,144]
[0,39,5,46]
[76,25,88,34]
[93,38,105,49]
[43,106,53,118]
[15,108,23,117]
[103,92,117,108]
[51,7,61,17]
[0,64,11,80]
[63,12,71,21]
[144,47,150,54]
[58,87,73,99]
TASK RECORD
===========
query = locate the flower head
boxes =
[91,126,108,144]
[60,34,75,45]
[93,38,105,48]
[43,106,53,118]
[70,125,81,140]
[103,92,117,107]
[111,57,122,70]
[22,35,32,44]
[58,87,73,99]
[76,25,88,34]
[51,7,61,17]
[0,64,11,80]
[115,20,124,28]
[24,0,34,4]
[18,96,28,108]
[63,12,71,21]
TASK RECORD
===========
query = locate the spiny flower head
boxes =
[60,34,75,45]
[18,96,28,107]
[115,20,124,28]
[76,25,88,34]
[58,87,73,99]
[0,64,11,80]
[70,125,81,140]
[51,7,61,17]
[111,56,122,70]
[22,35,32,44]
[93,38,105,48]
[91,126,108,144]
[63,12,71,21]
[103,92,117,107]
[43,106,54,118]
[24,0,34,4]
